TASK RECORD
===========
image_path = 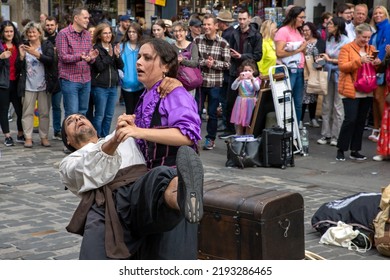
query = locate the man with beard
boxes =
[114,15,131,44]
[216,10,236,133]
[59,113,204,259]
[220,8,262,139]
[44,16,62,141]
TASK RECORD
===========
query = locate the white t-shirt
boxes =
[25,47,46,91]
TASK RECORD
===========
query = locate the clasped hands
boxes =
[81,49,99,62]
[113,113,139,143]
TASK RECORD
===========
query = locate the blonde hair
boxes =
[355,23,373,36]
[260,20,276,40]
[370,6,390,27]
[22,21,44,42]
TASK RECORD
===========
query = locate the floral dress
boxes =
[377,95,390,156]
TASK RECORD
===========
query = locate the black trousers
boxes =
[0,81,23,134]
[79,166,197,260]
[122,88,143,115]
[337,97,372,152]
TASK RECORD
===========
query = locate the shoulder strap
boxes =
[150,98,162,127]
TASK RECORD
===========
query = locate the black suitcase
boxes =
[261,88,295,169]
[198,180,305,260]
[261,126,294,169]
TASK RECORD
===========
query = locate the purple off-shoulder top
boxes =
[134,80,202,157]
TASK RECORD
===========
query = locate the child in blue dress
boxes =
[230,59,261,135]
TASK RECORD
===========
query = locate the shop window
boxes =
[49,0,118,29]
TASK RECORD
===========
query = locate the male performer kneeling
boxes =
[59,114,204,259]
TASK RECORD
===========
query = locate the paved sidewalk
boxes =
[0,103,389,260]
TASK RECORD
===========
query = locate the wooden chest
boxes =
[198,180,305,260]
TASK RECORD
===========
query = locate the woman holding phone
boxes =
[0,21,24,147]
[337,23,381,161]
[18,22,56,148]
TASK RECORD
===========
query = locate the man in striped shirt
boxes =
[194,13,231,150]
[56,7,98,118]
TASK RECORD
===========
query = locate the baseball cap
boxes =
[189,18,202,27]
[119,15,131,22]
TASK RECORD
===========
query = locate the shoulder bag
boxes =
[177,43,203,91]
[354,62,377,93]
[305,55,328,95]
[225,135,262,169]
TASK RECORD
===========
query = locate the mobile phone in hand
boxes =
[240,72,250,79]
[23,40,30,46]
[372,50,379,59]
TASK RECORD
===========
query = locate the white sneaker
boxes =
[330,138,338,146]
[317,137,330,145]
[373,155,390,161]
[368,129,379,142]
[310,119,320,128]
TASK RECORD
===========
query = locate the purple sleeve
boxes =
[159,87,202,144]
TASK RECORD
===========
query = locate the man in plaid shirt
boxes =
[56,7,98,119]
[194,13,231,150]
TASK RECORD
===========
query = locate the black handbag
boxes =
[225,135,262,168]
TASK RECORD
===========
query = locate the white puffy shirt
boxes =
[59,133,145,196]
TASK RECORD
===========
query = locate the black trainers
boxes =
[336,149,345,161]
[350,151,367,161]
[16,135,25,143]
[4,137,14,147]
[176,146,204,223]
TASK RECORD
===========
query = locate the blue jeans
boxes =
[60,79,91,118]
[289,68,304,123]
[51,91,62,134]
[200,87,220,140]
[92,86,117,137]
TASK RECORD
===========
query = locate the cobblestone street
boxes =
[0,103,389,260]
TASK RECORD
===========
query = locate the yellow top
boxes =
[258,38,277,76]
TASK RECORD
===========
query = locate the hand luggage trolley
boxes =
[268,65,302,154]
